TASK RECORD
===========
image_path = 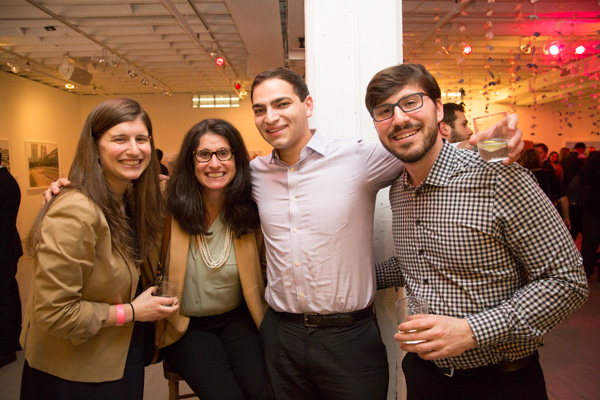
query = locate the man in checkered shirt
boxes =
[367,64,589,400]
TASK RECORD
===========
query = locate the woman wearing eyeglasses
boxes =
[160,119,271,400]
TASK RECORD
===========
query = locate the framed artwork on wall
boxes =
[25,141,60,189]
[0,139,11,172]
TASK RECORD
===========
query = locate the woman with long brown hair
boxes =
[160,119,271,399]
[20,98,179,400]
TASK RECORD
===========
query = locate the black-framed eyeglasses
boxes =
[193,148,234,163]
[370,92,427,122]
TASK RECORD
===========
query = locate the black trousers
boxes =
[0,260,22,355]
[20,322,145,400]
[402,352,548,400]
[260,308,389,400]
[582,209,600,278]
[163,305,271,400]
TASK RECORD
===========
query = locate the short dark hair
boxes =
[520,148,542,170]
[251,67,310,102]
[534,143,548,154]
[441,103,466,127]
[574,142,586,150]
[166,119,259,237]
[365,63,442,114]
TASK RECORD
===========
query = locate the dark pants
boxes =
[0,260,21,355]
[163,305,271,400]
[20,322,145,400]
[582,209,600,278]
[260,308,389,400]
[402,352,548,400]
[569,205,584,241]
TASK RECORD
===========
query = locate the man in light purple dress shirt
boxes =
[249,67,401,400]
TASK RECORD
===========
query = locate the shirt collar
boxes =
[400,139,458,189]
[268,130,325,165]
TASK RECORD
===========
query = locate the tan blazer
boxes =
[158,218,268,348]
[20,191,139,382]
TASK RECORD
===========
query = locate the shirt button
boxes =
[192,277,197,283]
[416,219,421,226]
[295,260,300,266]
[291,196,296,202]
[194,297,199,303]
[293,227,298,233]
[290,168,295,172]
[418,249,425,255]
[423,279,429,284]
[300,293,305,298]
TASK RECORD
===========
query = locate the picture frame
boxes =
[0,139,11,172]
[25,141,60,189]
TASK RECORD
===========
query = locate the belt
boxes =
[437,351,539,378]
[273,305,375,327]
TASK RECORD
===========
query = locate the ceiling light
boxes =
[575,45,586,55]
[7,62,19,73]
[519,37,532,54]
[65,83,75,89]
[141,78,149,85]
[215,56,225,67]
[462,44,472,55]
[543,41,564,56]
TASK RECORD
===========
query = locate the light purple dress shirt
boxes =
[250,132,403,314]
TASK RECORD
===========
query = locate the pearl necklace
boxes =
[196,226,233,269]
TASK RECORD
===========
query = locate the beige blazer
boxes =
[20,191,139,382]
[158,218,268,348]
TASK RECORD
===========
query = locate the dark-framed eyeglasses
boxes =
[193,147,234,163]
[370,92,427,122]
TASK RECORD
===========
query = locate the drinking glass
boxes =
[473,111,510,162]
[395,295,429,344]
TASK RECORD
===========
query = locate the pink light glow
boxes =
[575,45,586,55]
[549,44,560,56]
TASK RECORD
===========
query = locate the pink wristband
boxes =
[116,304,126,326]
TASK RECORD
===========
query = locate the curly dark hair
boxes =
[166,119,259,237]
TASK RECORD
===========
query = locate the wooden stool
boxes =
[162,361,198,400]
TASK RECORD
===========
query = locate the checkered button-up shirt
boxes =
[377,141,588,369]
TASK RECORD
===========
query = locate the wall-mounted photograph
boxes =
[25,141,60,189]
[0,140,11,172]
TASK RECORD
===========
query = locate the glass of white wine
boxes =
[473,111,510,162]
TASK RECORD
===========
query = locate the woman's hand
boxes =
[130,285,180,322]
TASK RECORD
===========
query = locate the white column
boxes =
[304,1,405,399]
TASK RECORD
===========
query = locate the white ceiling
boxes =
[1,0,599,106]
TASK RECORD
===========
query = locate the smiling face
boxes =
[251,78,313,165]
[194,132,236,199]
[97,118,151,195]
[373,84,443,165]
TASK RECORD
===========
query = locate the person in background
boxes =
[562,152,586,241]
[559,147,571,164]
[534,143,556,176]
[520,149,571,230]
[580,151,600,280]
[586,146,596,157]
[438,103,473,143]
[548,151,563,182]
[369,63,588,400]
[574,142,587,159]
[0,151,23,369]
[156,148,169,176]
[20,98,179,400]
[160,119,271,399]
